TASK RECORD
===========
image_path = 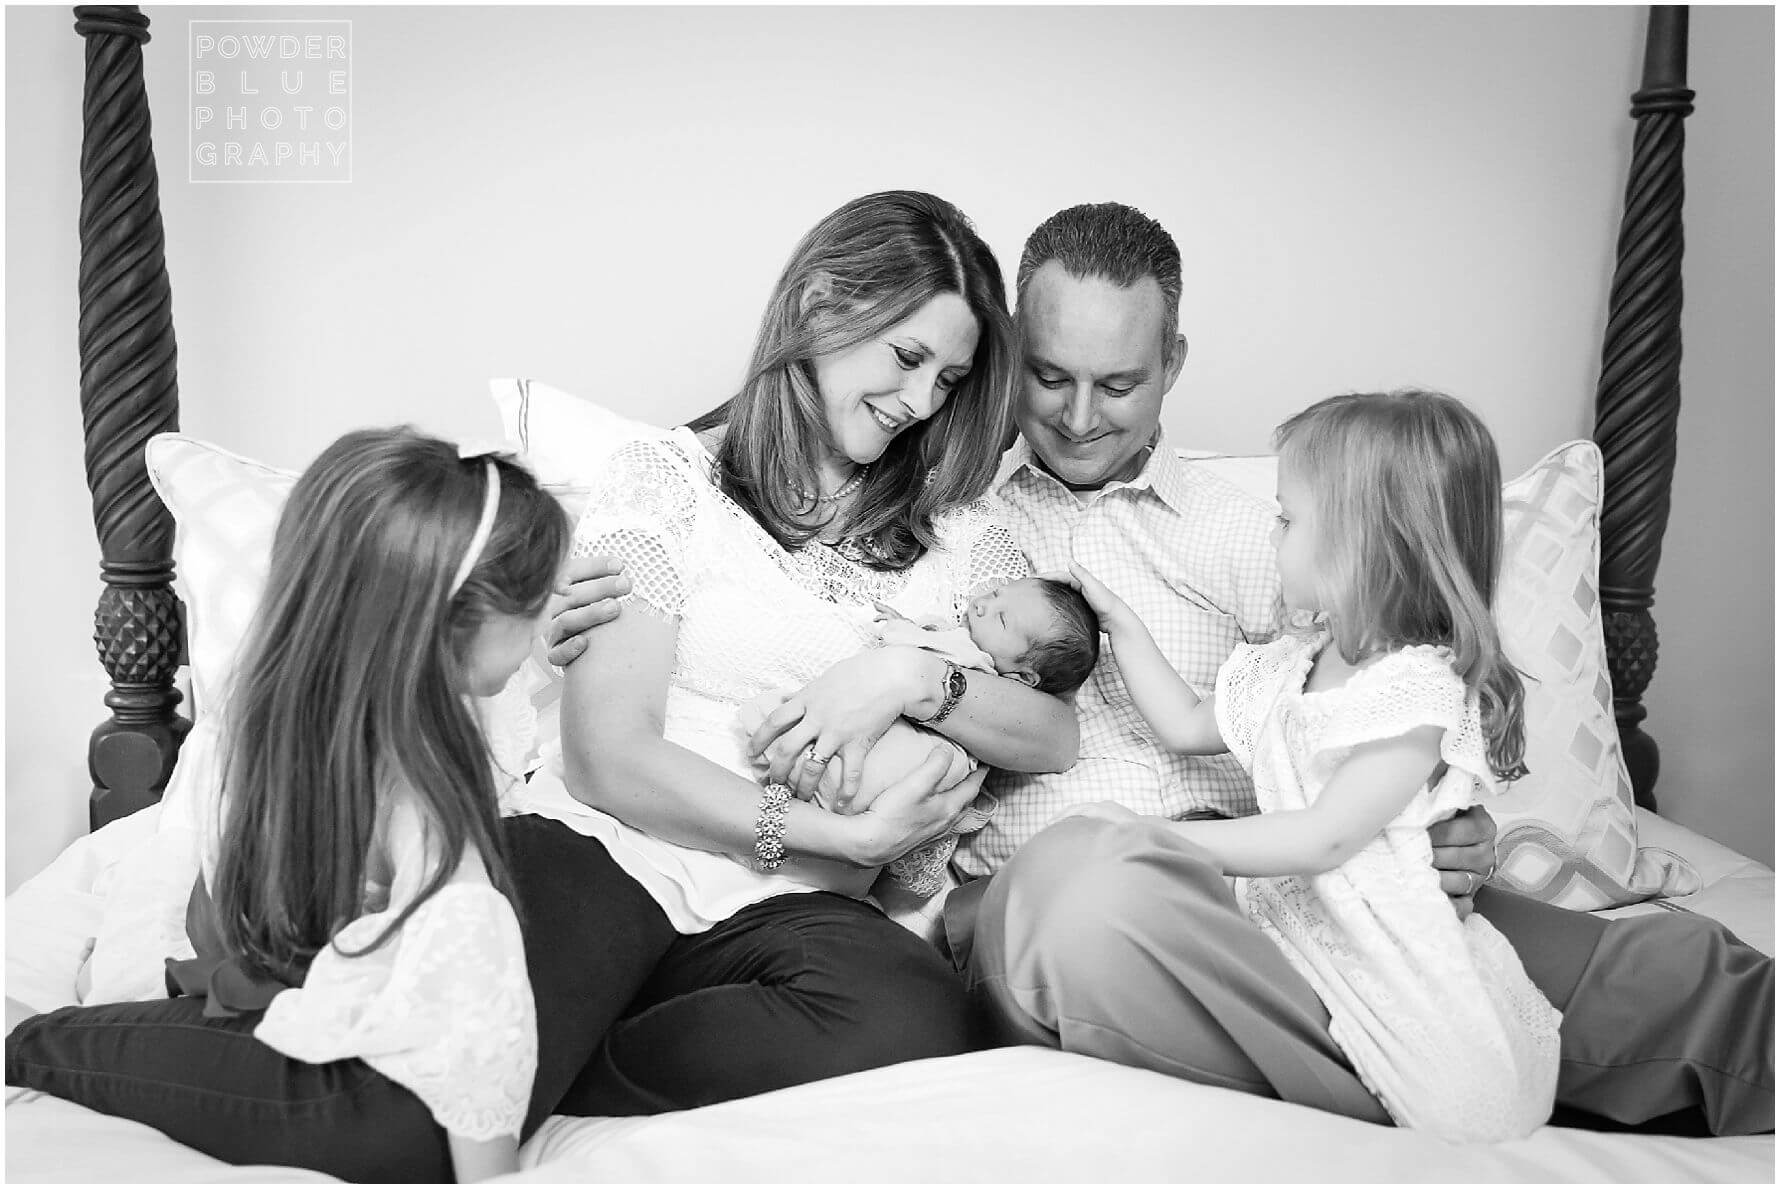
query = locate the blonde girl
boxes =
[1067,390,1561,1141]
[8,428,568,1181]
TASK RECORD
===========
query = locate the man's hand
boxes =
[1429,804,1498,920]
[544,554,631,668]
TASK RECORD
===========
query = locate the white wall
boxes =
[8,5,1772,887]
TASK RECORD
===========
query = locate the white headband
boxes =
[449,458,502,597]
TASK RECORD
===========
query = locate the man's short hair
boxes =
[1022,578,1101,696]
[1016,202,1182,343]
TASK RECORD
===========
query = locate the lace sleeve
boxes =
[252,803,536,1142]
[1213,636,1306,772]
[942,496,1031,618]
[355,881,536,1140]
[1310,647,1494,803]
[574,435,701,620]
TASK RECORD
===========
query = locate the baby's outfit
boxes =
[874,613,997,675]
[1214,630,1561,1142]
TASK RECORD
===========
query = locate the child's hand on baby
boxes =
[1041,564,1138,632]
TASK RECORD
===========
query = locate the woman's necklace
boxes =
[793,465,869,506]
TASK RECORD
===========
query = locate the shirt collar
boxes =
[1001,428,1193,517]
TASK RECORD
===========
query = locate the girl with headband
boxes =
[8,428,568,1181]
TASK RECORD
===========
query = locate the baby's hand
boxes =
[871,599,910,624]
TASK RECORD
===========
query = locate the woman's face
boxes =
[810,292,980,468]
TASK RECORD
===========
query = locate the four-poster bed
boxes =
[7,3,1772,1182]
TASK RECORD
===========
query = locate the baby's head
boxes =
[965,576,1100,695]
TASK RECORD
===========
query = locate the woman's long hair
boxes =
[1274,390,1528,781]
[211,428,568,984]
[687,190,1017,570]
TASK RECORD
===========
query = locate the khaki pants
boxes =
[950,814,1774,1136]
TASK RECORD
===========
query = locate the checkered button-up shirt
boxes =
[955,432,1286,879]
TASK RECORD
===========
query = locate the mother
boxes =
[509,190,1078,1130]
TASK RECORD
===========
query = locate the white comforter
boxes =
[7,805,1774,1184]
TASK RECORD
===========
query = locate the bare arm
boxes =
[447,1134,518,1183]
[561,608,982,874]
[543,553,631,668]
[1173,727,1443,877]
[1061,564,1223,755]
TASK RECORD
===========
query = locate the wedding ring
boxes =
[802,743,829,768]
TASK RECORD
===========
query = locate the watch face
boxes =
[945,666,968,697]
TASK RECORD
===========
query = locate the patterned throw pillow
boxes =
[1195,441,1696,911]
[1488,441,1697,909]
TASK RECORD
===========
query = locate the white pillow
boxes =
[488,377,655,524]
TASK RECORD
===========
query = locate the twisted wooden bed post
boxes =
[1594,6,1693,815]
[74,4,190,829]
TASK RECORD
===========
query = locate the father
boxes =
[549,201,1772,1135]
[952,202,1772,1136]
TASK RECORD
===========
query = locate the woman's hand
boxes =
[1430,804,1499,920]
[544,554,631,668]
[746,649,922,802]
[839,747,988,868]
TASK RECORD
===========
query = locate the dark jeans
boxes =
[512,814,973,1130]
[6,814,973,1179]
[6,998,452,1182]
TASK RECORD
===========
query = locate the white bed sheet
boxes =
[7,805,1774,1184]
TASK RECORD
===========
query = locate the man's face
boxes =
[1013,261,1186,491]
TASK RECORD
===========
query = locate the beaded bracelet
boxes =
[754,782,793,871]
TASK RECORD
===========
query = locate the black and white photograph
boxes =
[4,3,1773,1182]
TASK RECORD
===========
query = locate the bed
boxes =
[8,4,1773,1182]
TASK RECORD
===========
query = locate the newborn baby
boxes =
[874,575,1100,695]
[742,576,1100,898]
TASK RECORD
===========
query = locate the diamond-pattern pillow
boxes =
[1489,440,1697,908]
[1195,441,1697,911]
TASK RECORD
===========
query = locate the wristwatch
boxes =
[914,659,968,725]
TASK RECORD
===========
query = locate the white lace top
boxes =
[513,426,1027,933]
[1214,632,1561,1141]
[83,707,537,1143]
[254,793,535,1142]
